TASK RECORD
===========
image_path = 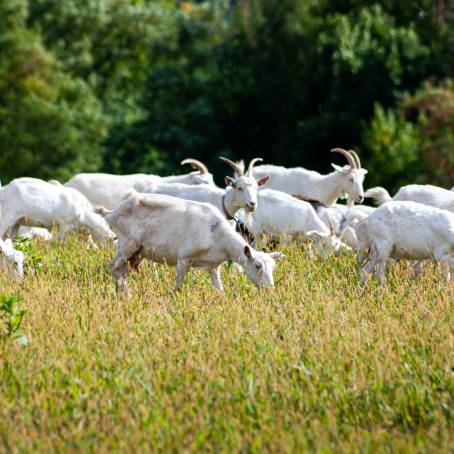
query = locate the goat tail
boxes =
[364,186,391,205]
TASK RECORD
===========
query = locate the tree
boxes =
[0,0,106,182]
[363,80,454,192]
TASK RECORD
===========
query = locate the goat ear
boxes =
[256,175,270,187]
[331,163,347,173]
[244,245,253,260]
[269,251,286,260]
[225,176,236,187]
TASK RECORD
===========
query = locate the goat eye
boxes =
[237,187,243,191]
[255,263,262,270]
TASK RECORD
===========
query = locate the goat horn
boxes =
[181,158,208,174]
[247,158,263,177]
[330,148,357,169]
[219,157,243,176]
[348,149,362,169]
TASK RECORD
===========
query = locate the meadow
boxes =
[0,235,453,453]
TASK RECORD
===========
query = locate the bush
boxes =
[363,81,454,193]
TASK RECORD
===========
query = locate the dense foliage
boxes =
[0,0,453,190]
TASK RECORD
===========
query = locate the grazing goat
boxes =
[236,189,342,256]
[144,157,269,219]
[104,193,284,292]
[247,148,367,206]
[65,159,214,209]
[0,238,24,277]
[365,184,454,213]
[290,195,375,251]
[355,201,454,285]
[0,178,115,242]
[310,201,375,250]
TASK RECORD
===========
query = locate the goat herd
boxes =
[1,148,454,293]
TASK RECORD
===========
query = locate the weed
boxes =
[13,236,43,274]
[0,293,28,346]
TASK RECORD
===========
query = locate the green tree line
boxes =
[1,0,453,191]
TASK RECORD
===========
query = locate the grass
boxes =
[0,234,453,453]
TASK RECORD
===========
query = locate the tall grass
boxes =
[0,235,453,452]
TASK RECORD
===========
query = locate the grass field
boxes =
[0,235,453,453]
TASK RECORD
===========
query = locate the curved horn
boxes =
[247,158,263,177]
[219,157,243,176]
[181,158,208,174]
[330,148,357,169]
[348,149,362,169]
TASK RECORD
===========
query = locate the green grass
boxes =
[0,235,453,453]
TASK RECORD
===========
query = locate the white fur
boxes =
[105,193,284,293]
[65,169,214,210]
[0,178,115,242]
[17,226,52,241]
[365,184,454,212]
[355,201,454,285]
[313,203,375,250]
[0,238,24,277]
[236,189,342,255]
[144,172,269,219]
[251,163,367,206]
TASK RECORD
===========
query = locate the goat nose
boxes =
[247,202,257,212]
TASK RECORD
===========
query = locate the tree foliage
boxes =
[0,0,452,187]
[0,0,106,181]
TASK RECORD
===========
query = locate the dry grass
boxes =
[0,235,453,453]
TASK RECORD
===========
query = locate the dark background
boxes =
[1,0,453,191]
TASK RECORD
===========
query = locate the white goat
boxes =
[65,159,214,209]
[104,193,284,293]
[0,238,24,277]
[248,148,367,206]
[144,157,269,219]
[17,226,52,241]
[319,203,374,250]
[289,196,375,251]
[355,201,454,285]
[236,189,342,255]
[0,178,115,242]
[365,184,454,213]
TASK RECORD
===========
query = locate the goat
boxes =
[246,148,367,207]
[236,189,342,256]
[144,157,269,219]
[0,178,115,242]
[17,226,52,241]
[0,238,24,277]
[104,193,284,293]
[365,184,454,213]
[65,159,214,209]
[290,195,375,251]
[355,201,454,285]
[313,202,374,250]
